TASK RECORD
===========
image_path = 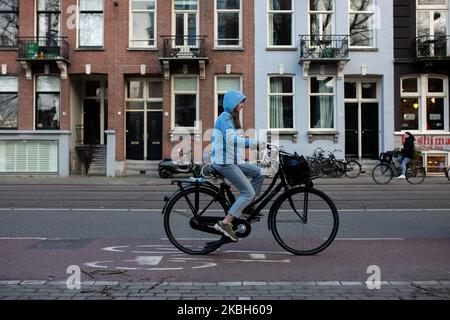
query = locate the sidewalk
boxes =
[1,280,449,300]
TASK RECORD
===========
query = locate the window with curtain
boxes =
[216,0,241,46]
[216,76,241,117]
[309,0,333,37]
[400,75,448,131]
[79,0,104,47]
[173,76,198,128]
[268,0,293,46]
[310,76,335,129]
[349,0,375,47]
[269,76,294,129]
[0,0,18,47]
[37,0,60,42]
[130,0,156,47]
[0,76,18,129]
[36,76,60,130]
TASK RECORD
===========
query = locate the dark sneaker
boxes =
[214,221,238,242]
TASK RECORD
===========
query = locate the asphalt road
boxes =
[0,176,449,300]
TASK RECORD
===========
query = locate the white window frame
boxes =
[416,0,448,37]
[308,0,334,37]
[214,75,243,120]
[267,74,295,131]
[399,74,449,133]
[172,0,199,49]
[308,75,336,131]
[77,0,104,48]
[267,0,294,48]
[171,75,200,131]
[125,78,163,159]
[348,0,376,49]
[129,0,157,48]
[35,74,61,131]
[214,0,242,48]
[0,76,18,129]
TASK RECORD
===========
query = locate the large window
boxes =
[349,0,375,47]
[400,75,448,131]
[130,0,156,48]
[0,0,18,47]
[36,76,60,130]
[268,0,293,46]
[78,0,104,47]
[216,0,241,47]
[215,76,242,118]
[0,76,18,129]
[172,76,199,129]
[309,0,333,37]
[37,0,60,39]
[309,76,335,129]
[269,76,294,129]
[174,0,198,47]
[416,0,448,56]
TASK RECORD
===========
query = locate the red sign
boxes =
[402,135,450,150]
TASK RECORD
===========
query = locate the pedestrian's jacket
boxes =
[402,135,416,159]
[211,90,257,164]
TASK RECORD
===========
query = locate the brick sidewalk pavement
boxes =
[1,280,449,300]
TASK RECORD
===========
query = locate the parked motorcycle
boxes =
[158,158,201,179]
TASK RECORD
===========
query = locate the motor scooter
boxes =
[158,158,201,179]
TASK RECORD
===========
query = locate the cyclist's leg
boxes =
[401,157,410,176]
[237,163,265,197]
[215,164,256,217]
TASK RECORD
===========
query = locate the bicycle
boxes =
[446,167,450,182]
[162,145,339,256]
[372,151,426,185]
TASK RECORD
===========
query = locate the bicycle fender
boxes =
[267,186,306,231]
[161,184,222,215]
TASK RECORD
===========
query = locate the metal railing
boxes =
[299,35,349,60]
[161,35,207,59]
[416,35,450,58]
[18,36,69,61]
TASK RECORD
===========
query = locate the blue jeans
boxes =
[395,156,410,176]
[212,163,264,217]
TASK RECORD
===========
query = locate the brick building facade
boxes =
[0,0,254,176]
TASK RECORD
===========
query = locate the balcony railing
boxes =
[160,35,207,59]
[416,36,450,58]
[18,36,70,62]
[299,35,349,60]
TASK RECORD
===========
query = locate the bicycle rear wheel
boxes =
[345,160,362,179]
[372,163,394,185]
[406,164,426,185]
[164,186,228,255]
[269,187,339,255]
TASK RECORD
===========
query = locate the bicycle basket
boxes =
[281,153,311,186]
[379,152,393,163]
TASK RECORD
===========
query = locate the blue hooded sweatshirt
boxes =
[211,90,257,164]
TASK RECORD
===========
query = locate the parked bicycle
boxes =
[307,148,363,179]
[162,145,339,255]
[372,151,426,185]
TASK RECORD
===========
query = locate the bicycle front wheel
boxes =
[406,164,426,185]
[269,187,339,255]
[372,163,394,185]
[164,186,229,255]
[345,160,361,179]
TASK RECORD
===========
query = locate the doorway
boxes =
[345,80,380,159]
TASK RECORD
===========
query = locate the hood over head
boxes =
[223,90,246,113]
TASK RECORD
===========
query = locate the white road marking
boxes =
[336,238,404,241]
[249,254,267,260]
[135,256,163,266]
[2,207,450,213]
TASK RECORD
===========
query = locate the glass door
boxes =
[174,0,198,54]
